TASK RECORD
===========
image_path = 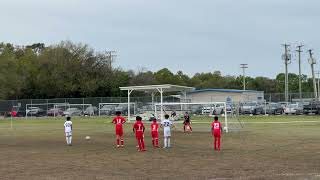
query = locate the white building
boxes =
[187,89,264,103]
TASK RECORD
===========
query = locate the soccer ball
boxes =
[85,136,91,140]
[223,127,228,132]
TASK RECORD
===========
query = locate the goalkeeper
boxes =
[183,112,192,133]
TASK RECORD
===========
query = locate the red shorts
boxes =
[151,131,158,139]
[116,127,123,136]
[135,132,143,139]
[213,132,221,138]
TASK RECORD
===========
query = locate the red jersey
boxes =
[133,121,145,138]
[112,116,126,128]
[211,121,222,134]
[151,122,159,132]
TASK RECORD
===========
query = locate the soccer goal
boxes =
[154,102,243,132]
[98,103,136,117]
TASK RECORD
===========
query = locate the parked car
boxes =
[83,106,98,116]
[47,108,64,116]
[226,103,233,113]
[278,102,290,110]
[63,108,82,116]
[213,104,225,115]
[265,103,284,115]
[26,107,46,117]
[6,106,26,117]
[114,104,134,115]
[303,100,320,114]
[190,105,203,115]
[201,106,214,114]
[284,103,303,115]
[240,102,264,115]
[99,105,117,115]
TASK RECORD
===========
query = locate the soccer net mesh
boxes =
[154,102,243,132]
[98,103,136,116]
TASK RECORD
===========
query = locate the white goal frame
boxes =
[154,102,228,132]
[98,103,136,118]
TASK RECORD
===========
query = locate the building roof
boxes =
[188,89,263,94]
[120,84,194,93]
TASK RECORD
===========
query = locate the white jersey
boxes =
[64,121,72,133]
[161,119,173,137]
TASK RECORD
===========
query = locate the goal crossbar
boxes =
[154,102,229,132]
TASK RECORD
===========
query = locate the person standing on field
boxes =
[161,114,174,148]
[211,116,223,151]
[64,116,73,146]
[133,116,146,152]
[112,111,126,148]
[183,112,192,133]
[150,118,160,148]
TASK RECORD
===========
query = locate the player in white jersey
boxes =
[64,116,73,146]
[161,114,174,148]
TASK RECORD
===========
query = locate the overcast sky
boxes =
[1,0,320,78]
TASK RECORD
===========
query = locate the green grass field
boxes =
[1,115,320,180]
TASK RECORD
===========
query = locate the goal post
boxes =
[154,102,230,132]
[98,103,136,117]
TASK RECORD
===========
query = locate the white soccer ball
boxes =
[85,136,91,140]
[223,127,228,132]
[221,114,225,117]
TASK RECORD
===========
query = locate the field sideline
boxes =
[1,115,320,180]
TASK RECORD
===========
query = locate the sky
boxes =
[1,0,320,78]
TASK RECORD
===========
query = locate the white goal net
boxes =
[154,102,243,132]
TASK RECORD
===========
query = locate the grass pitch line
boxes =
[191,120,320,124]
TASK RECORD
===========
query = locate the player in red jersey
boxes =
[150,117,160,148]
[112,111,126,148]
[133,116,146,152]
[211,116,223,151]
[183,112,192,133]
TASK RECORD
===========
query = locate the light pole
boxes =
[308,49,317,99]
[282,44,291,102]
[296,45,303,102]
[240,64,248,90]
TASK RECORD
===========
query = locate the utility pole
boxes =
[240,64,248,90]
[282,44,291,102]
[316,71,320,100]
[308,49,317,99]
[105,51,117,69]
[296,45,303,102]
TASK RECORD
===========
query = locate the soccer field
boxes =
[1,115,320,180]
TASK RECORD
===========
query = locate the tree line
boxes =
[0,41,315,100]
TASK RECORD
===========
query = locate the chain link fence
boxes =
[1,92,319,118]
[264,92,316,102]
[0,96,184,117]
